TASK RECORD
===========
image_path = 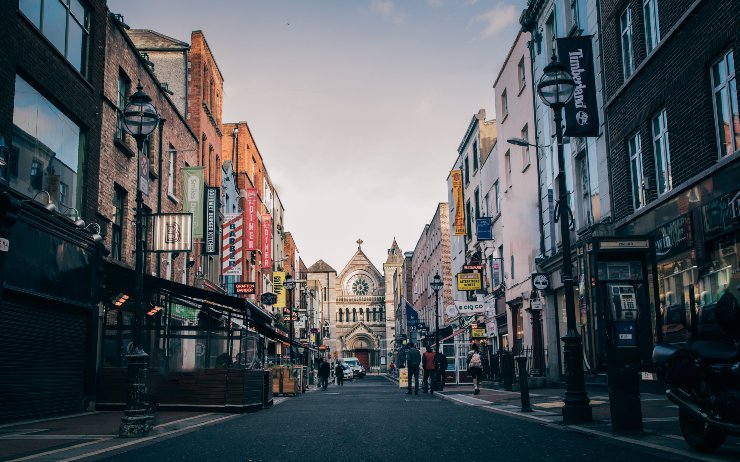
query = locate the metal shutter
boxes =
[0,300,88,423]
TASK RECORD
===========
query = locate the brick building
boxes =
[601,0,740,341]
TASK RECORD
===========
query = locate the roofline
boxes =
[493,30,525,89]
[192,30,225,81]
[128,28,190,50]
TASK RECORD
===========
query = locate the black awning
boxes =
[245,299,273,325]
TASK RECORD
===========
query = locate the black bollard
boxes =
[516,356,533,412]
[503,352,514,391]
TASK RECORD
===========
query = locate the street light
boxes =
[537,54,591,424]
[430,272,443,349]
[284,274,296,363]
[119,81,159,437]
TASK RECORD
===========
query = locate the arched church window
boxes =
[353,308,357,322]
[372,308,377,321]
[379,307,385,321]
[345,308,350,321]
[359,308,364,321]
[338,309,343,322]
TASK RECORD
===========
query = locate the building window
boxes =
[466,200,472,240]
[338,310,343,322]
[518,57,526,90]
[474,188,480,219]
[505,149,511,186]
[472,141,479,171]
[112,186,126,261]
[19,0,90,75]
[711,51,739,158]
[521,125,530,168]
[463,156,470,184]
[59,181,68,206]
[12,75,83,208]
[620,6,634,79]
[168,144,176,195]
[643,0,660,54]
[652,109,672,195]
[500,89,509,119]
[628,133,645,210]
[494,181,500,214]
[352,308,357,322]
[510,254,515,280]
[116,73,130,141]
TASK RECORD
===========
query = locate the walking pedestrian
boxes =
[405,342,421,395]
[318,358,330,391]
[421,345,436,394]
[467,343,483,395]
[434,349,448,391]
[335,360,345,387]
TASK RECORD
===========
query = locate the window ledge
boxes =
[167,193,180,205]
[517,84,527,97]
[115,139,135,158]
[522,162,531,173]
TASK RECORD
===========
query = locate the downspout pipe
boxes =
[156,118,166,278]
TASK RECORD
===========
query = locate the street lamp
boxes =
[284,274,296,363]
[537,54,592,424]
[119,81,159,437]
[430,272,443,349]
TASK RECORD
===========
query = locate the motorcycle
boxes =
[652,291,740,452]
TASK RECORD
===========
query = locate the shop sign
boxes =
[262,214,273,268]
[204,187,219,255]
[454,300,485,315]
[532,273,550,291]
[463,264,484,270]
[476,217,493,240]
[261,292,277,306]
[273,271,285,308]
[457,272,482,291]
[222,213,243,275]
[451,170,466,235]
[234,282,255,294]
[701,188,740,239]
[244,188,259,251]
[399,368,408,388]
[151,213,193,252]
[471,327,487,338]
[182,167,204,239]
[491,258,503,289]
[655,214,694,259]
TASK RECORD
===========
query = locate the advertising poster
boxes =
[182,167,204,239]
[557,36,600,137]
[451,170,466,235]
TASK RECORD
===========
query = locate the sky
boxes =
[108,0,528,271]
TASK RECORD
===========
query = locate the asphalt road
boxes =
[97,376,681,462]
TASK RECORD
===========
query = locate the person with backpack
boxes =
[405,342,421,395]
[467,343,483,395]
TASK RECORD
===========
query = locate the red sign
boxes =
[244,189,259,251]
[463,265,484,270]
[262,214,272,268]
[234,282,255,294]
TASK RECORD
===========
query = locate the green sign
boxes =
[172,304,197,321]
[182,167,204,239]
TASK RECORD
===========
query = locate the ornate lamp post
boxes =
[430,272,443,348]
[284,274,296,363]
[537,55,592,424]
[119,81,159,437]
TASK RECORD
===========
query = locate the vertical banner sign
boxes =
[451,170,466,235]
[222,213,243,275]
[406,300,419,332]
[204,186,219,255]
[557,36,600,137]
[262,213,272,268]
[244,188,259,251]
[273,271,286,308]
[138,152,149,196]
[491,257,503,288]
[182,167,204,239]
[151,213,193,252]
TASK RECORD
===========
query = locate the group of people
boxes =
[316,358,348,390]
[404,342,484,395]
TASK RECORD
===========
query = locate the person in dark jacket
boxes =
[318,358,331,390]
[405,342,421,395]
[434,350,449,391]
[335,360,345,386]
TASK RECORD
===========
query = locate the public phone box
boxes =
[610,285,639,348]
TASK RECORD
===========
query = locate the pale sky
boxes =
[108,0,527,271]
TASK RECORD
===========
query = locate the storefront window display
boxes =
[658,250,697,343]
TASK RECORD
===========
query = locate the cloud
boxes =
[472,3,518,37]
[371,0,394,16]
[427,0,443,6]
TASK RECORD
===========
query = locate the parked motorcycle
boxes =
[652,291,740,452]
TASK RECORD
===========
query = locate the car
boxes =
[342,357,366,378]
[341,364,353,381]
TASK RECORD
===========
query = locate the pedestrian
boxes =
[335,360,344,387]
[467,343,483,395]
[434,349,448,391]
[421,345,436,394]
[405,342,421,395]
[388,361,395,375]
[318,358,330,391]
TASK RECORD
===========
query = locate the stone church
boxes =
[307,239,403,372]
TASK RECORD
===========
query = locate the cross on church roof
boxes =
[357,238,363,249]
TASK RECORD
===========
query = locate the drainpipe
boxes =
[156,118,166,278]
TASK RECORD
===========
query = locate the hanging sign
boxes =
[491,257,503,289]
[204,186,219,255]
[222,213,243,275]
[476,217,493,240]
[454,300,485,315]
[262,214,273,268]
[451,170,466,235]
[406,300,419,332]
[151,213,193,252]
[471,326,487,338]
[457,272,482,291]
[244,188,259,251]
[273,271,285,308]
[138,152,149,196]
[557,36,600,137]
[261,292,277,305]
[234,282,255,294]
[182,167,204,239]
[532,273,550,291]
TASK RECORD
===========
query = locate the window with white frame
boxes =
[518,57,526,91]
[521,125,530,168]
[652,109,672,195]
[711,51,739,157]
[620,6,634,79]
[501,89,508,119]
[473,140,479,171]
[116,73,130,141]
[628,133,645,210]
[643,0,660,54]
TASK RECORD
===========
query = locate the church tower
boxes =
[383,238,404,359]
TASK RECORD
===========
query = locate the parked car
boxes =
[342,357,366,378]
[341,364,354,381]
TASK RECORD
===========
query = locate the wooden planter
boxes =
[96,367,266,413]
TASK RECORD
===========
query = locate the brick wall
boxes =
[602,0,740,222]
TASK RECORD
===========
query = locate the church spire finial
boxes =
[357,238,363,249]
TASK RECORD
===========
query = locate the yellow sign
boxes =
[472,327,486,338]
[399,368,408,388]
[273,271,286,308]
[451,170,466,235]
[457,273,482,291]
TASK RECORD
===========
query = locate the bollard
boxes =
[503,352,514,391]
[516,356,533,412]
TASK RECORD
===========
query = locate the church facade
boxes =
[308,239,402,373]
